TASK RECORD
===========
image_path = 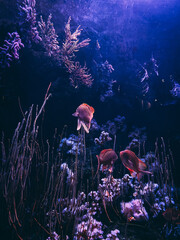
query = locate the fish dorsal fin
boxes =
[82,103,89,108]
[138,158,147,170]
[101,149,112,155]
[82,103,94,113]
[90,106,95,113]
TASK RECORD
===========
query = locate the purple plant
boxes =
[100,80,117,102]
[170,80,180,98]
[105,229,120,240]
[74,216,104,240]
[58,134,84,155]
[101,115,127,136]
[127,126,147,150]
[121,199,149,221]
[0,32,24,67]
[61,17,93,87]
[38,14,60,60]
[18,0,42,44]
[94,131,112,145]
[94,59,116,102]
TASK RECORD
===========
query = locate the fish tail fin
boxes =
[138,159,147,171]
[94,155,100,179]
[137,170,152,182]
[137,172,143,181]
[138,159,152,181]
[139,159,152,174]
[140,169,152,175]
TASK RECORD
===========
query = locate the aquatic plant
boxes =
[38,14,60,61]
[99,175,134,203]
[137,55,159,98]
[170,80,180,98]
[101,115,127,136]
[100,80,117,102]
[74,215,104,240]
[62,192,87,217]
[18,0,42,44]
[0,93,51,238]
[127,126,147,151]
[37,15,93,87]
[17,2,94,88]
[0,32,24,67]
[60,163,74,184]
[94,59,116,102]
[105,229,120,240]
[0,95,179,239]
[94,131,112,145]
[61,17,93,87]
[90,119,101,131]
[46,231,60,240]
[58,134,84,155]
[121,199,149,221]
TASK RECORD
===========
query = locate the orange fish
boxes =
[72,103,94,133]
[94,149,118,178]
[162,208,180,224]
[120,149,152,181]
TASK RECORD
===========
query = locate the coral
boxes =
[74,215,104,240]
[58,134,84,155]
[121,199,149,221]
[62,190,102,221]
[127,126,147,150]
[46,232,69,240]
[86,191,102,217]
[144,152,159,172]
[61,17,93,87]
[60,163,74,183]
[94,131,112,145]
[100,80,117,102]
[140,65,149,83]
[99,176,121,202]
[170,80,180,98]
[69,62,93,87]
[18,0,42,44]
[62,192,87,217]
[95,59,114,77]
[105,229,120,240]
[137,55,159,97]
[90,119,101,131]
[99,175,133,202]
[133,181,175,217]
[38,14,60,60]
[46,231,60,240]
[0,32,24,67]
[127,138,139,150]
[151,55,159,76]
[94,59,116,102]
[101,115,126,135]
[102,60,114,74]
